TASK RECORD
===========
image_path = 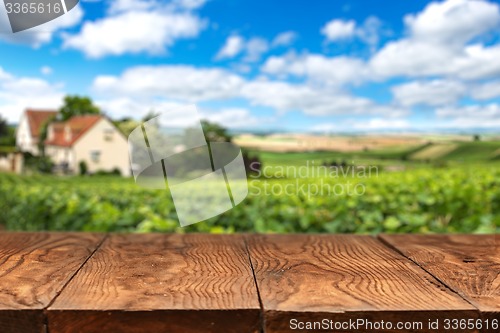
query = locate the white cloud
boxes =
[436,103,500,128]
[108,0,157,13]
[92,65,244,101]
[371,40,500,80]
[0,4,83,47]
[321,19,356,41]
[321,16,386,50]
[392,80,466,106]
[261,53,368,86]
[356,16,385,51]
[370,0,500,80]
[63,1,206,58]
[173,0,207,10]
[243,37,269,62]
[97,97,188,121]
[241,80,406,117]
[471,81,500,100]
[216,35,269,62]
[311,118,410,132]
[0,67,64,123]
[41,66,53,76]
[215,35,245,60]
[0,68,12,81]
[201,108,267,128]
[351,118,411,130]
[405,0,500,45]
[91,64,405,120]
[272,31,297,47]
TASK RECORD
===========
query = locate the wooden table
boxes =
[0,233,498,333]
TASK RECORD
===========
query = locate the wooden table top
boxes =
[0,233,498,333]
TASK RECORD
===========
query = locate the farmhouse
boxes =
[16,109,57,156]
[44,115,131,176]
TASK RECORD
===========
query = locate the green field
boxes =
[1,139,498,234]
[253,140,500,166]
[1,145,498,233]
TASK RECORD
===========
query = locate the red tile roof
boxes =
[45,115,102,147]
[25,109,58,138]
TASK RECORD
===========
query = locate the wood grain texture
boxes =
[47,233,261,333]
[0,232,105,333]
[380,234,500,324]
[247,234,480,333]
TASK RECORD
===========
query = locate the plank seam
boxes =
[376,234,482,313]
[243,235,266,333]
[42,233,109,332]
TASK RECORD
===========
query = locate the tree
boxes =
[59,95,100,121]
[142,110,159,123]
[114,119,141,136]
[0,116,7,138]
[200,120,232,143]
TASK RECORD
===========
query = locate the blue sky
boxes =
[1,0,500,132]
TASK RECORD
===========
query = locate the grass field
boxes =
[410,144,458,160]
[1,138,499,234]
[250,139,500,167]
[1,137,498,233]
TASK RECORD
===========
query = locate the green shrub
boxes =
[0,166,498,234]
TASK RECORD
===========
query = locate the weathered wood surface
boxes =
[0,233,498,333]
[0,232,105,333]
[380,234,500,324]
[47,233,261,333]
[246,234,480,333]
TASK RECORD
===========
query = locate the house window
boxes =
[90,150,101,163]
[104,129,114,142]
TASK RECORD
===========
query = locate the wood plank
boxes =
[247,234,480,333]
[380,234,500,323]
[0,232,105,333]
[47,234,261,333]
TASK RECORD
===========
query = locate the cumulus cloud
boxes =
[392,80,466,107]
[268,0,500,93]
[92,65,245,101]
[321,16,386,50]
[201,108,269,128]
[41,66,53,76]
[272,31,297,47]
[471,81,500,100]
[312,118,410,132]
[97,98,268,128]
[261,53,368,86]
[350,118,411,130]
[0,67,64,123]
[63,0,207,58]
[91,64,404,119]
[96,97,191,123]
[240,80,406,117]
[215,35,245,60]
[243,37,269,62]
[405,0,500,45]
[215,31,297,62]
[215,35,274,62]
[370,0,500,79]
[321,19,356,41]
[436,103,500,128]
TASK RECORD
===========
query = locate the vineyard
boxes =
[1,164,498,234]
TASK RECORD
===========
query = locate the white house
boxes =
[44,115,131,176]
[16,109,58,156]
